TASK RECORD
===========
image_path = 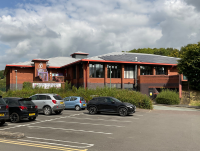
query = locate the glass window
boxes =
[64,97,70,101]
[124,65,135,78]
[107,64,121,78]
[79,64,83,78]
[30,95,38,100]
[105,98,112,103]
[89,64,104,78]
[140,66,153,75]
[19,100,35,106]
[53,95,62,100]
[183,75,187,80]
[38,95,47,100]
[155,66,166,75]
[70,97,77,101]
[98,98,105,102]
[0,98,6,105]
[7,100,19,106]
[73,65,76,79]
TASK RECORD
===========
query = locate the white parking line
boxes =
[56,121,125,127]
[28,126,112,135]
[67,116,137,122]
[19,136,94,148]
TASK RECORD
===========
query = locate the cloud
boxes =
[0,0,200,70]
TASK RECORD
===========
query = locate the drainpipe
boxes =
[15,70,17,90]
[135,57,137,91]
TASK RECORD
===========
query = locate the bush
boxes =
[2,86,153,109]
[23,82,32,89]
[156,89,180,105]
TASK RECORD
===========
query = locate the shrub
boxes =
[156,89,180,105]
[23,82,32,89]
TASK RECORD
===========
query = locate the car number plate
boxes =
[83,104,86,106]
[60,102,64,104]
[0,113,4,116]
[29,113,35,116]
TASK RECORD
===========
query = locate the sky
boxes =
[0,0,200,70]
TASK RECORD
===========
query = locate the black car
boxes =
[87,97,136,116]
[3,97,38,123]
[0,96,9,125]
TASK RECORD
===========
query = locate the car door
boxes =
[105,97,117,112]
[64,97,70,108]
[30,95,44,110]
[97,97,107,111]
[69,97,77,108]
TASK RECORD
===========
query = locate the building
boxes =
[4,51,186,98]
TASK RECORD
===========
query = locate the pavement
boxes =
[153,104,200,111]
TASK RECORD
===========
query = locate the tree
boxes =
[177,42,200,90]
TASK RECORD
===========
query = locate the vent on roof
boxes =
[70,52,89,59]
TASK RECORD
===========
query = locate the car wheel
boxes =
[75,105,81,111]
[28,117,36,121]
[119,108,128,116]
[0,120,5,126]
[89,106,97,115]
[10,112,20,123]
[55,111,62,114]
[43,106,52,115]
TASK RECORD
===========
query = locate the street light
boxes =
[109,66,112,89]
[15,70,17,90]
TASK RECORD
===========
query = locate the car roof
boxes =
[34,93,58,95]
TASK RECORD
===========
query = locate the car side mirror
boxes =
[112,101,115,104]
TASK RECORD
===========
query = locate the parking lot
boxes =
[1,108,200,151]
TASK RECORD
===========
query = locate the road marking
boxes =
[67,116,137,121]
[56,121,125,127]
[26,136,94,147]
[28,126,112,134]
[0,139,87,151]
[134,114,143,117]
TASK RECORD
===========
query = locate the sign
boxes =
[38,63,43,68]
[32,83,61,89]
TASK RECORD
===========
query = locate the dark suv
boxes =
[87,97,136,116]
[3,97,38,123]
[0,96,9,125]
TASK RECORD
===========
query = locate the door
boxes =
[105,97,117,112]
[30,95,44,110]
[68,97,77,108]
[64,97,70,108]
[97,97,107,111]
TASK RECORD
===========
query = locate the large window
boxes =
[155,66,166,75]
[124,65,135,78]
[73,65,76,79]
[107,64,121,78]
[89,63,104,78]
[79,64,83,78]
[140,66,152,75]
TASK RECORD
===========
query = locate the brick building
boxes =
[4,51,186,98]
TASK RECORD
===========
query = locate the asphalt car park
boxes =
[0,108,200,151]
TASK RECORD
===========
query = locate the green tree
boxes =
[177,42,200,90]
[0,70,4,79]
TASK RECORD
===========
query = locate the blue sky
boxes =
[0,0,200,70]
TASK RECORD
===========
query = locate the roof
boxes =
[6,57,80,68]
[86,52,180,64]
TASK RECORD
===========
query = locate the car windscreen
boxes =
[0,98,6,105]
[53,95,63,100]
[111,97,122,103]
[19,100,35,106]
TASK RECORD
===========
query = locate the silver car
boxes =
[30,93,65,115]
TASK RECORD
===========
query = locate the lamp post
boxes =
[15,70,17,90]
[110,66,111,89]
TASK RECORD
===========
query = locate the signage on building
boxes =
[38,63,43,68]
[32,83,61,89]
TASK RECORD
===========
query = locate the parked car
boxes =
[63,96,87,111]
[3,97,38,123]
[87,97,136,116]
[30,94,65,115]
[0,96,9,125]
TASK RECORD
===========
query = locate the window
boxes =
[19,100,35,106]
[0,98,6,105]
[79,64,83,78]
[107,64,121,78]
[73,65,76,79]
[64,97,70,101]
[38,95,47,100]
[155,66,166,75]
[140,66,153,75]
[30,95,39,100]
[70,97,77,101]
[53,95,62,100]
[124,65,135,78]
[89,64,104,78]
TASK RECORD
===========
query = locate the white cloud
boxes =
[0,0,200,70]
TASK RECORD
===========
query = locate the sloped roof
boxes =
[86,52,180,64]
